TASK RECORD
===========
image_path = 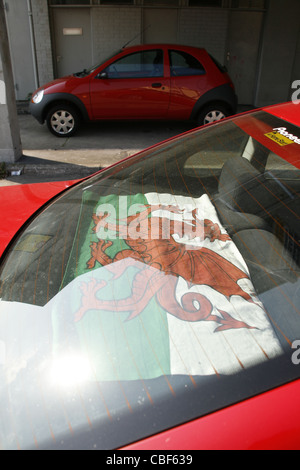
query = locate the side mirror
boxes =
[97,72,108,79]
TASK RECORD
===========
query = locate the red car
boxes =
[29,44,237,137]
[0,102,299,450]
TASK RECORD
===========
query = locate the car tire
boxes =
[197,104,230,126]
[46,104,80,137]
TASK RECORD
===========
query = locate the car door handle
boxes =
[152,82,162,88]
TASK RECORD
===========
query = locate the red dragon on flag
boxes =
[75,201,256,332]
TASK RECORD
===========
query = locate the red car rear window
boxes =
[0,110,299,449]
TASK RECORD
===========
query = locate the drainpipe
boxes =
[27,0,39,90]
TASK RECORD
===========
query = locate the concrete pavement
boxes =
[1,105,193,186]
[1,103,252,186]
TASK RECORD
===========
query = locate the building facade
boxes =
[4,0,300,107]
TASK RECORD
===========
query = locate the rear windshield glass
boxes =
[0,111,299,449]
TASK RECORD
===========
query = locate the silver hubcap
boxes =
[51,110,75,135]
[203,110,226,124]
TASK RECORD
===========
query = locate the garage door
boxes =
[51,8,92,78]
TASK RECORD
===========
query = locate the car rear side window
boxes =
[169,50,206,76]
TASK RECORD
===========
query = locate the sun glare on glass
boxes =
[50,354,92,388]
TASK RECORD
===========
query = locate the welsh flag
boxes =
[53,191,283,381]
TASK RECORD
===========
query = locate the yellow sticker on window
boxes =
[15,234,52,253]
[265,127,300,146]
[265,131,294,146]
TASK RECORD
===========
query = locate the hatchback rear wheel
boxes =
[197,104,229,127]
[46,104,80,137]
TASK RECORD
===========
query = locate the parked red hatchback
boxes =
[30,44,237,137]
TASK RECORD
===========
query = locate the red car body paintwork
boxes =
[124,378,300,450]
[1,102,300,450]
[266,100,300,128]
[0,181,76,257]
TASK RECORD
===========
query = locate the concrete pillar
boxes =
[0,0,22,163]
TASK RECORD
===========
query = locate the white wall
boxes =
[178,8,229,64]
[91,7,142,64]
[90,6,229,67]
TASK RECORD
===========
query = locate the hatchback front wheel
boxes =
[46,105,80,137]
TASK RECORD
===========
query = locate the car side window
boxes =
[103,49,164,79]
[169,50,206,76]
